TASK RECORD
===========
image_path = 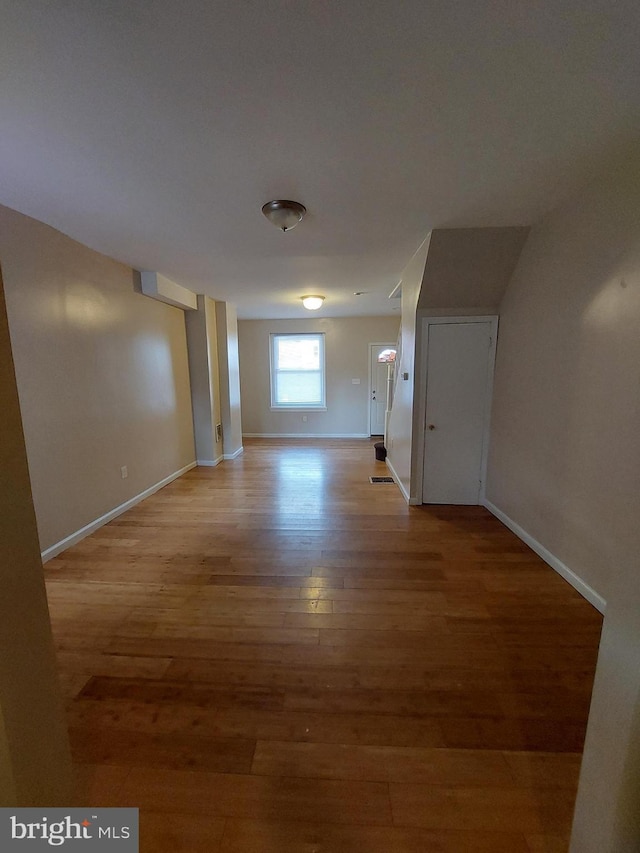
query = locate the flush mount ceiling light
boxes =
[301,295,325,310]
[262,199,307,232]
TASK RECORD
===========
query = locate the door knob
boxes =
[427,424,436,430]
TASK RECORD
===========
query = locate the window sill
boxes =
[270,406,327,412]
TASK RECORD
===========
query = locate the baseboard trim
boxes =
[483,499,606,613]
[223,446,244,460]
[242,433,370,439]
[384,458,414,504]
[41,461,197,563]
[196,457,223,467]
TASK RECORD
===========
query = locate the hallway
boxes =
[45,438,602,852]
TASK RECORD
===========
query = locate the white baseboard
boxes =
[483,499,606,613]
[41,461,197,563]
[197,446,243,464]
[223,446,244,460]
[384,457,415,504]
[242,433,370,439]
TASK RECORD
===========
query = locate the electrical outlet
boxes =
[302,415,308,422]
[120,465,128,479]
[215,423,222,442]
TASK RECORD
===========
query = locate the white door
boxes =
[422,321,495,504]
[369,343,395,436]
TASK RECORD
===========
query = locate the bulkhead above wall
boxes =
[417,226,530,314]
[140,270,197,311]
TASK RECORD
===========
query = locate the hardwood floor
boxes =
[45,438,602,852]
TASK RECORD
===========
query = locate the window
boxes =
[270,333,326,409]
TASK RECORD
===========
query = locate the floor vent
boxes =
[369,476,395,484]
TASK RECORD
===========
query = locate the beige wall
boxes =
[487,160,640,603]
[486,155,640,852]
[0,205,195,553]
[386,237,430,497]
[387,227,529,502]
[208,301,223,454]
[239,316,400,437]
[186,295,223,464]
[216,302,243,456]
[418,226,529,312]
[0,265,72,805]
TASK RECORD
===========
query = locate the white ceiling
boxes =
[1,1,639,319]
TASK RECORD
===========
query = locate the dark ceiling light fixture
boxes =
[262,199,307,232]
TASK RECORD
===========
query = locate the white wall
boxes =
[238,316,400,437]
[386,237,430,498]
[0,204,196,553]
[486,154,640,852]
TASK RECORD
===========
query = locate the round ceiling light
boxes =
[262,200,307,232]
[301,295,325,310]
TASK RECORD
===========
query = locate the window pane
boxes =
[276,371,322,404]
[277,336,320,370]
[271,333,325,408]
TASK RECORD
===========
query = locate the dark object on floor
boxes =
[374,441,387,461]
[369,476,394,484]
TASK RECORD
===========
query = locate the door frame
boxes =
[416,316,498,505]
[368,342,396,436]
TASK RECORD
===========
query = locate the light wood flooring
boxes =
[45,438,603,852]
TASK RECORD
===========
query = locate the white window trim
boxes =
[269,332,327,410]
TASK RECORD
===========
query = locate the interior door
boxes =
[369,343,394,436]
[422,321,494,504]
